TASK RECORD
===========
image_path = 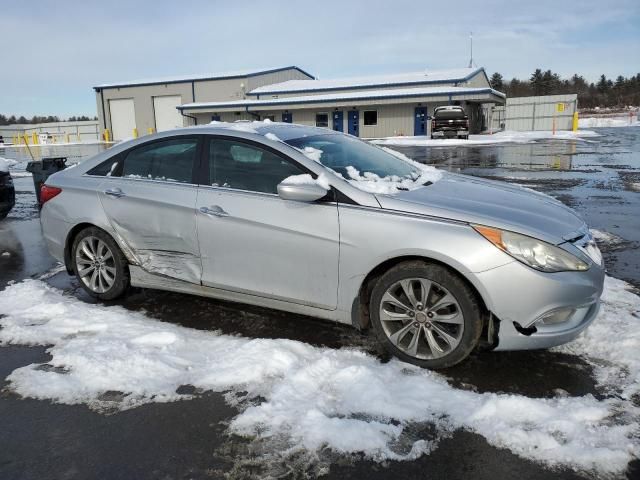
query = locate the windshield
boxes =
[285,134,418,179]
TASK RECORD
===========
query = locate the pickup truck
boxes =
[431,106,469,140]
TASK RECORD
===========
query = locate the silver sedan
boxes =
[39,123,605,368]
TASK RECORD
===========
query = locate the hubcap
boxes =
[75,236,116,293]
[379,277,464,360]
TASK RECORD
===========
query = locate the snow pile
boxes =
[339,147,442,194]
[264,132,281,142]
[371,130,599,147]
[579,115,639,128]
[555,275,640,399]
[0,157,17,173]
[282,173,331,190]
[0,278,639,475]
[301,146,323,162]
[591,229,625,247]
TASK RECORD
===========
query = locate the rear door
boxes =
[196,136,340,309]
[98,135,203,283]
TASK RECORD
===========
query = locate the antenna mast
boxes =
[468,31,474,68]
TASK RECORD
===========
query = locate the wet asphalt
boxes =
[0,128,639,479]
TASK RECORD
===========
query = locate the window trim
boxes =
[315,112,329,128]
[363,110,378,126]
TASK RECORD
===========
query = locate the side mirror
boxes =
[277,181,328,202]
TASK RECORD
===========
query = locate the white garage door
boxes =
[109,98,136,141]
[153,95,184,132]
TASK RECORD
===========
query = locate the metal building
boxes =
[93,66,314,140]
[489,94,578,131]
[177,67,505,138]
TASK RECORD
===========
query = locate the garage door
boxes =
[109,98,136,141]
[153,95,183,132]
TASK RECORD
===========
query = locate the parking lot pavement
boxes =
[1,129,639,479]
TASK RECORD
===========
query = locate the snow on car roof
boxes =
[249,67,485,95]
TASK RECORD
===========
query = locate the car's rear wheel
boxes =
[370,261,482,369]
[72,227,129,300]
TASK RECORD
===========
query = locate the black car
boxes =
[0,166,15,219]
[431,106,469,140]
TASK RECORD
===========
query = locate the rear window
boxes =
[435,109,466,119]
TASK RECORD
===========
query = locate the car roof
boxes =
[191,121,338,141]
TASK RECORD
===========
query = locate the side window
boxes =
[121,138,198,183]
[209,138,305,194]
[86,156,121,176]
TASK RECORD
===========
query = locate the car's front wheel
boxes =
[72,227,129,300]
[370,261,483,369]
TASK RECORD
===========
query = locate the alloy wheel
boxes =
[378,277,464,359]
[75,236,117,293]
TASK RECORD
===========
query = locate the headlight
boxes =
[473,225,590,272]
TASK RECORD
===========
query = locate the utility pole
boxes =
[468,32,474,68]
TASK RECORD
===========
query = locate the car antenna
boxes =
[468,31,475,68]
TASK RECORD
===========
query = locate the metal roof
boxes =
[93,66,315,91]
[178,86,506,111]
[248,67,486,96]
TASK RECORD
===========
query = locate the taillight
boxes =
[431,119,435,129]
[40,185,62,205]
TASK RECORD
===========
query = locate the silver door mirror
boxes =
[277,181,328,202]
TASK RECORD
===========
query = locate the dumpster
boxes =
[26,157,67,205]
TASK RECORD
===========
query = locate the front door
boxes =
[98,136,202,284]
[348,110,359,137]
[282,112,292,123]
[196,136,340,309]
[332,111,344,132]
[414,107,427,136]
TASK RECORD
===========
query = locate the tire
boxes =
[71,227,129,300]
[370,261,482,369]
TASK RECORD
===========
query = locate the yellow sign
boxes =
[556,103,565,113]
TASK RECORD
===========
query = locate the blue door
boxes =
[282,112,292,123]
[211,115,221,122]
[348,110,359,137]
[332,111,344,132]
[414,107,427,136]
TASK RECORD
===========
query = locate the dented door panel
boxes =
[98,178,201,283]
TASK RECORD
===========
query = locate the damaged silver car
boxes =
[40,123,605,368]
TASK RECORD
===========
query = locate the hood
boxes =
[375,172,585,245]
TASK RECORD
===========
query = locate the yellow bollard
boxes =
[66,133,70,143]
[133,128,138,139]
[147,127,154,135]
[572,112,579,132]
[32,132,38,144]
[104,129,111,142]
[23,134,29,145]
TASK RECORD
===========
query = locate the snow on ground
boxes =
[0,277,639,476]
[371,129,600,147]
[579,115,639,129]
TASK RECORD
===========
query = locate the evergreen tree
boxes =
[490,72,504,91]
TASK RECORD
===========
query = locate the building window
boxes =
[315,113,329,128]
[363,110,377,126]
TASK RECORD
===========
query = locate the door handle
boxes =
[105,188,125,198]
[199,205,229,217]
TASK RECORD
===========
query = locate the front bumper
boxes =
[472,260,605,351]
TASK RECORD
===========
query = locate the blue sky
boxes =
[1,0,638,117]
